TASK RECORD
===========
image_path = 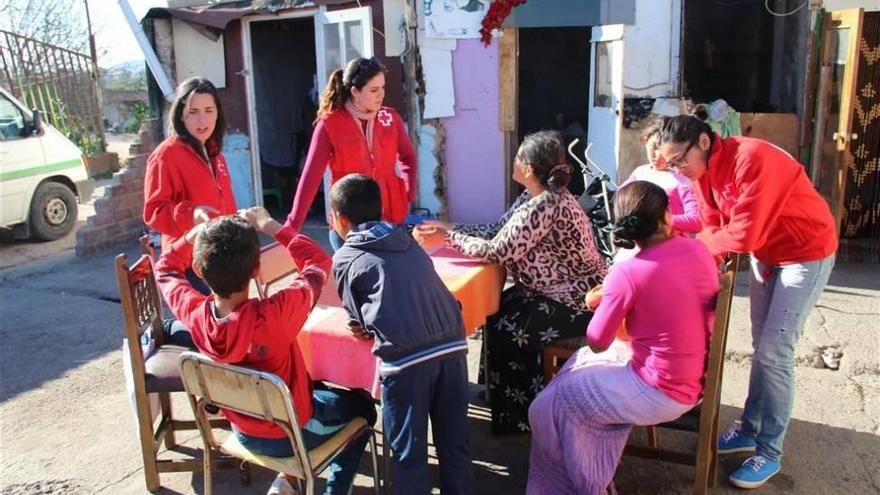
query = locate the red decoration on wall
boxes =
[479,0,527,46]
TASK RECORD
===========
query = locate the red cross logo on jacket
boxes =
[377,108,393,127]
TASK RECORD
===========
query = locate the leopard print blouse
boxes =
[446,190,607,312]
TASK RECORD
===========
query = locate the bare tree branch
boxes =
[0,0,88,52]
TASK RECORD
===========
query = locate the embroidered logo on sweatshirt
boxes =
[377,109,393,127]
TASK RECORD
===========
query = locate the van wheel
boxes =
[29,182,78,241]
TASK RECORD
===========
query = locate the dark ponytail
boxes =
[516,130,572,192]
[316,57,386,120]
[657,114,714,147]
[611,181,669,249]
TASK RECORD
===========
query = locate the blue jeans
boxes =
[740,254,835,462]
[234,387,377,494]
[328,229,344,252]
[381,353,472,495]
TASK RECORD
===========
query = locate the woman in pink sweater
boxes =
[527,181,720,494]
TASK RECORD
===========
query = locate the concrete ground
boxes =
[0,230,877,495]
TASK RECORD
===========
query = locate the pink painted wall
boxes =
[442,39,506,223]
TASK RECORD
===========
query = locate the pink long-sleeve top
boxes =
[587,236,720,404]
[285,118,417,232]
[621,164,702,234]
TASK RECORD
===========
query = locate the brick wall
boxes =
[75,119,161,256]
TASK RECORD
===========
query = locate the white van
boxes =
[0,87,94,240]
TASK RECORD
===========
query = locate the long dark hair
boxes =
[168,77,225,158]
[611,181,669,249]
[516,130,572,192]
[317,57,386,120]
[657,115,713,148]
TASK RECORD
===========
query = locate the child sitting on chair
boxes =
[330,174,473,494]
[155,206,376,495]
[526,181,720,494]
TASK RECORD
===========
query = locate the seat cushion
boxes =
[219,417,370,478]
[144,344,189,393]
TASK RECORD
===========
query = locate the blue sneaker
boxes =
[729,455,781,489]
[718,422,757,454]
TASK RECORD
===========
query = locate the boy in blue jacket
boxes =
[330,174,472,494]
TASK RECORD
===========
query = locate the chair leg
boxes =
[203,446,213,495]
[159,392,176,449]
[382,427,393,493]
[135,405,161,492]
[368,430,380,495]
[646,426,659,448]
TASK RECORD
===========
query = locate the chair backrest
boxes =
[139,234,155,260]
[694,255,739,476]
[701,255,738,413]
[255,242,297,300]
[178,352,311,468]
[115,253,166,380]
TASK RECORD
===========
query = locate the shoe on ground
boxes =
[267,473,298,495]
[729,455,781,489]
[718,422,757,454]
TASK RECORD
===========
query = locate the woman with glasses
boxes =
[620,119,701,235]
[527,181,719,494]
[657,114,837,489]
[285,57,417,250]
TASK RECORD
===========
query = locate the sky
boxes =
[92,0,167,67]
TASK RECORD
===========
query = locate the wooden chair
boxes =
[255,241,298,300]
[115,253,230,492]
[178,351,381,495]
[139,234,155,259]
[542,256,739,494]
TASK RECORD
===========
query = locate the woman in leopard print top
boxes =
[415,131,607,434]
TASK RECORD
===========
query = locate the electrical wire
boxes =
[764,0,808,17]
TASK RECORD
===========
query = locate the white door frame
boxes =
[241,8,318,207]
[587,24,624,182]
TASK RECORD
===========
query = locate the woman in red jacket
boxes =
[143,77,237,292]
[658,115,836,489]
[285,57,417,250]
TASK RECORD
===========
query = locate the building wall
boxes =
[442,40,506,223]
[822,0,880,11]
[617,0,683,182]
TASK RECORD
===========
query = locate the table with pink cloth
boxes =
[297,247,504,399]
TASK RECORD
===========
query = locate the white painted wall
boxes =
[621,0,681,98]
[172,18,226,88]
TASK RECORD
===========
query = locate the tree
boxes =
[0,0,88,51]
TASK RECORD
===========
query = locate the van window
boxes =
[0,95,26,141]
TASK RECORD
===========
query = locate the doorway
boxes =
[249,17,318,219]
[516,27,591,197]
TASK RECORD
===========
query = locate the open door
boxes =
[587,25,623,183]
[315,6,374,96]
[809,8,864,233]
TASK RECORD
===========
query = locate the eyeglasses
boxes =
[667,141,695,170]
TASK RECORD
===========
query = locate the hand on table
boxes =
[413,220,452,248]
[347,320,373,341]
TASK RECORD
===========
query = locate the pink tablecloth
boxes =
[298,247,504,399]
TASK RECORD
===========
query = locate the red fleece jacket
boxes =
[155,226,331,437]
[143,137,237,250]
[695,135,838,264]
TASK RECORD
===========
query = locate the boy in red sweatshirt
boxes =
[155,207,376,495]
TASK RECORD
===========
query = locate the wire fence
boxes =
[0,29,105,154]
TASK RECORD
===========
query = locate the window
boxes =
[594,41,612,108]
[0,96,26,141]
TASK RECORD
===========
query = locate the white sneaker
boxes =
[267,474,298,495]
